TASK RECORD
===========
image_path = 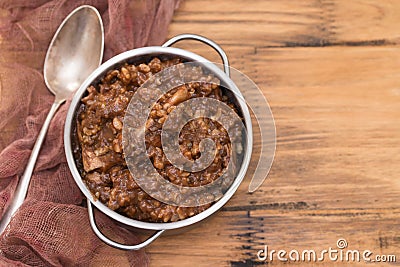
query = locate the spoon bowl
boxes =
[44,5,104,101]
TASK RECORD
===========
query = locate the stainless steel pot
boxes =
[64,34,253,250]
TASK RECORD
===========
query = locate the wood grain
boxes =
[147,0,400,266]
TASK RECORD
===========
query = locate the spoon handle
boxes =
[0,100,62,235]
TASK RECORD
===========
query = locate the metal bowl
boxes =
[64,34,253,250]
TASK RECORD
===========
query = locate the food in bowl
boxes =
[73,57,242,222]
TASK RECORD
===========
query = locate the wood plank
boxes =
[332,0,400,44]
[147,209,400,266]
[169,0,327,47]
[168,0,400,47]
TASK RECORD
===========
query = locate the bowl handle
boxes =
[87,199,165,250]
[162,34,230,77]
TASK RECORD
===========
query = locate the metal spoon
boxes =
[0,5,104,235]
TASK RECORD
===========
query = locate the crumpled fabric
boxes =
[0,0,180,266]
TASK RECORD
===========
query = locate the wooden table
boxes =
[147,1,400,266]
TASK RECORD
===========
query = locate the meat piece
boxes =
[82,148,104,172]
[167,85,190,106]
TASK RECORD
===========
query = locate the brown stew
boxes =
[74,57,240,222]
